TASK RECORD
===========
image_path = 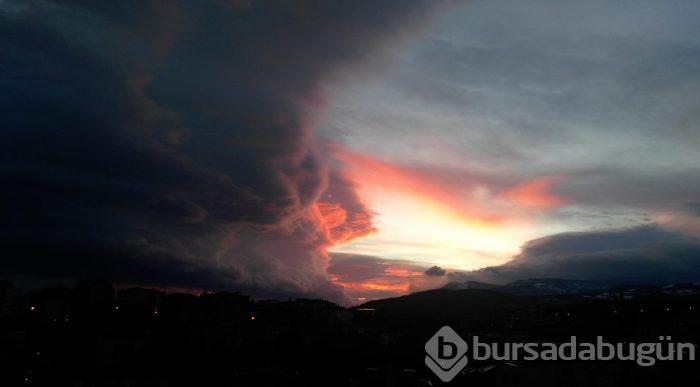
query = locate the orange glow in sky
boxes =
[325,145,567,272]
[316,202,376,245]
[503,176,567,208]
[328,258,445,300]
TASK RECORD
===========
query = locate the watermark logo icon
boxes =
[424,326,696,382]
[425,326,469,382]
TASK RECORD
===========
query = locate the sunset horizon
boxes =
[3,0,700,306]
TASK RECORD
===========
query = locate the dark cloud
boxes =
[0,0,450,302]
[424,266,446,276]
[449,225,700,286]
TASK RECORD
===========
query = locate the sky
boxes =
[2,0,700,304]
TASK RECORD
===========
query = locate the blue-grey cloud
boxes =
[449,225,700,286]
[681,203,700,217]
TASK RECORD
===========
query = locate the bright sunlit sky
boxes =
[322,0,700,272]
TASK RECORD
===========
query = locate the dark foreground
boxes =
[1,280,699,386]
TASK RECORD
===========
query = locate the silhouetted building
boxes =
[197,291,253,323]
[30,284,73,319]
[0,280,14,316]
[117,287,165,308]
[75,279,114,309]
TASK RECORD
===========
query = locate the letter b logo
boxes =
[439,335,458,359]
[425,326,469,382]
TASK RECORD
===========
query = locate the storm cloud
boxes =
[0,0,453,301]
